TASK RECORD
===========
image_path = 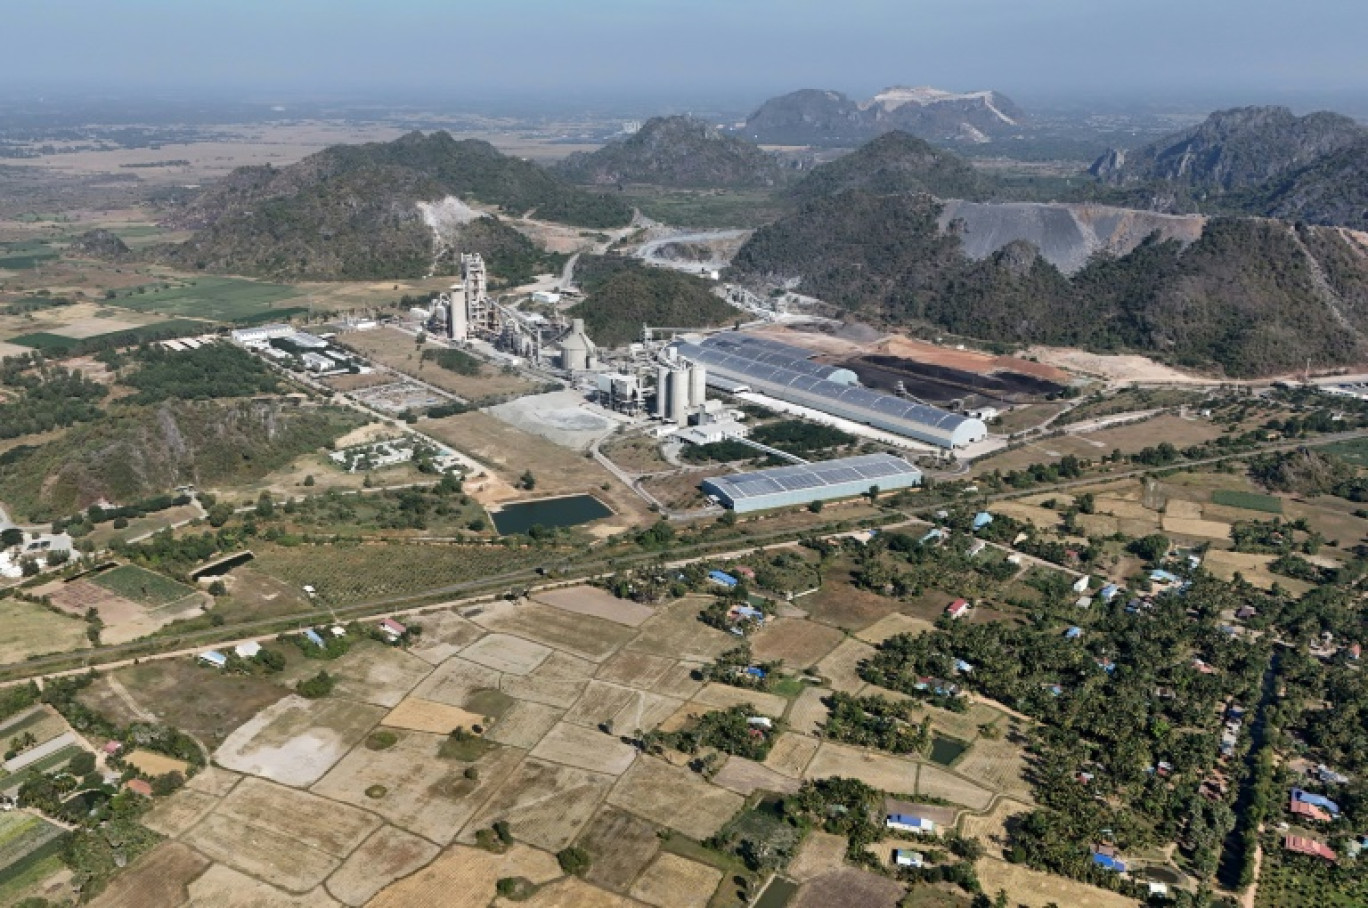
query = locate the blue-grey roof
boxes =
[673,335,983,444]
[704,453,921,502]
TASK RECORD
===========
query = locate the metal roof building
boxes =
[670,335,986,449]
[701,453,922,513]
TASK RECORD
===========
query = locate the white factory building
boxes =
[702,453,923,513]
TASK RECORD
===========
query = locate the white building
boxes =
[230,324,295,346]
[886,814,935,834]
[531,290,561,305]
[302,352,337,372]
[234,641,262,659]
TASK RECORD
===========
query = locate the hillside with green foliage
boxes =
[152,131,625,281]
[567,256,738,347]
[556,116,785,189]
[0,401,363,519]
[729,191,1368,376]
[788,131,995,202]
[1091,106,1368,228]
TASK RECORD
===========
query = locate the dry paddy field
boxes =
[625,596,736,662]
[324,825,440,907]
[974,858,1141,908]
[87,842,211,908]
[711,754,804,796]
[816,638,876,694]
[474,601,638,662]
[382,697,486,734]
[607,757,744,840]
[369,843,563,908]
[183,777,381,892]
[629,853,721,908]
[579,806,662,893]
[765,732,821,777]
[791,866,905,908]
[805,742,919,796]
[141,787,223,838]
[749,618,844,668]
[787,688,830,736]
[185,861,339,907]
[322,644,434,708]
[916,763,995,810]
[952,736,1034,801]
[855,612,937,645]
[311,730,523,843]
[533,585,656,626]
[461,757,615,852]
[959,798,1032,856]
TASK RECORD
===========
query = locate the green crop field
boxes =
[7,318,209,352]
[9,745,81,778]
[113,276,300,321]
[1323,438,1368,467]
[1211,489,1283,514]
[90,564,196,607]
[255,542,557,605]
[0,813,67,896]
[0,241,59,271]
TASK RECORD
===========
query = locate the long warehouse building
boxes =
[702,452,923,513]
[670,334,987,449]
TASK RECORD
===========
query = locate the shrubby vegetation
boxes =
[0,355,107,439]
[568,256,738,347]
[123,343,278,403]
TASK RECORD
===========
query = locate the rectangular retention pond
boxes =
[489,494,613,536]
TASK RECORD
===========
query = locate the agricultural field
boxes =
[84,842,210,908]
[109,275,301,322]
[41,573,207,646]
[90,564,197,606]
[0,812,67,904]
[214,694,386,786]
[252,541,553,605]
[0,597,90,664]
[973,413,1223,475]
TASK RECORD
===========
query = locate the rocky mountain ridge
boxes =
[555,116,785,188]
[741,86,1025,146]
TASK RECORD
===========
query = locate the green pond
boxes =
[489,494,613,535]
[929,736,969,766]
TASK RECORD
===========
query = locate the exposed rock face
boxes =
[1090,106,1365,192]
[742,86,1025,146]
[555,116,784,188]
[937,200,1206,274]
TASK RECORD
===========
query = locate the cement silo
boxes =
[655,363,671,419]
[688,362,707,408]
[559,318,596,372]
[668,367,688,425]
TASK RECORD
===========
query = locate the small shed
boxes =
[303,629,325,648]
[945,598,971,619]
[197,650,228,669]
[972,512,994,530]
[235,641,262,659]
[1072,575,1091,594]
[379,617,408,639]
[894,849,924,868]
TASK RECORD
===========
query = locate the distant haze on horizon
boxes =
[8,0,1368,114]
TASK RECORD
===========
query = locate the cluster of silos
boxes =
[655,352,707,425]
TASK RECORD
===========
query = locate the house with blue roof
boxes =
[1293,789,1341,816]
[953,659,974,675]
[1065,626,1083,640]
[304,628,325,647]
[709,570,738,588]
[886,814,935,834]
[1099,584,1120,601]
[919,527,945,544]
[197,650,228,668]
[972,512,994,530]
[1150,569,1179,584]
[1091,852,1126,872]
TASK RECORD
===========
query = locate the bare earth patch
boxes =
[460,633,554,675]
[579,806,662,893]
[474,601,637,663]
[791,866,904,908]
[787,689,830,736]
[787,830,849,882]
[712,755,803,796]
[764,733,821,777]
[816,639,876,694]
[185,862,339,907]
[974,857,1139,908]
[382,697,487,734]
[855,613,937,645]
[214,695,387,787]
[533,585,656,626]
[750,619,845,668]
[596,650,676,689]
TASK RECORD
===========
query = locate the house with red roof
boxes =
[945,599,971,619]
[124,779,154,798]
[1284,835,1336,862]
[1289,798,1332,822]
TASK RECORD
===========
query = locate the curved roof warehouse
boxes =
[671,334,986,449]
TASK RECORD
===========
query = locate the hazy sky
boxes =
[10,0,1368,109]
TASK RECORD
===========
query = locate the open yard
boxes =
[340,327,540,401]
[116,657,289,749]
[0,597,90,663]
